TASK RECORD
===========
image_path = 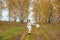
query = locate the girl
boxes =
[27,20,32,35]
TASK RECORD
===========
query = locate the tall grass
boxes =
[0,22,26,40]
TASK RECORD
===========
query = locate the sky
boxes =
[1,9,20,22]
[1,9,9,21]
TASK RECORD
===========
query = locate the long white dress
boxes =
[27,22,32,33]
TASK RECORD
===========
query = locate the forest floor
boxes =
[0,21,60,40]
[19,23,60,40]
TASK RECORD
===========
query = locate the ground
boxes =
[0,22,60,40]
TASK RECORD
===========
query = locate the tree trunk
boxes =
[20,10,23,23]
[48,4,53,23]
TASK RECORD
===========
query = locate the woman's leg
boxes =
[28,26,32,34]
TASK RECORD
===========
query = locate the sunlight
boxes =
[28,0,35,24]
[1,9,9,21]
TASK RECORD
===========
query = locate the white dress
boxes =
[27,22,32,29]
[27,22,32,33]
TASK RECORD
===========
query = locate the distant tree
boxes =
[33,0,41,23]
[0,1,2,21]
[8,0,29,22]
[48,6,53,23]
[47,0,53,23]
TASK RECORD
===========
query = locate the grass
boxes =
[21,26,36,40]
[0,21,26,40]
[19,23,60,40]
[39,23,60,40]
[0,21,60,40]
